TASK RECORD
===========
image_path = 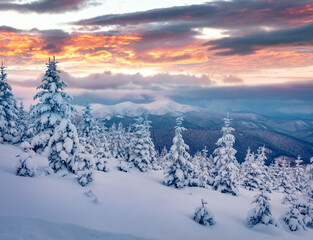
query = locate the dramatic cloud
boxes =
[0,0,96,14]
[2,0,313,89]
[70,0,313,62]
[74,0,313,31]
[206,22,313,55]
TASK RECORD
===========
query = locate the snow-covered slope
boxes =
[75,98,200,119]
[0,144,312,240]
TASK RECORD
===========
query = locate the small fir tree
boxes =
[247,190,277,227]
[16,141,36,177]
[48,118,79,173]
[283,200,313,231]
[73,145,94,187]
[193,198,216,226]
[94,146,110,172]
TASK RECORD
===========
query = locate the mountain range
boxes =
[76,98,313,164]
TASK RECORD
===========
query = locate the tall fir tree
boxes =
[143,115,159,170]
[29,57,75,152]
[212,114,239,195]
[32,57,93,186]
[128,117,155,171]
[0,61,19,143]
[163,116,194,188]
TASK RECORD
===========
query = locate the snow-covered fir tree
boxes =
[108,123,119,158]
[190,151,203,187]
[279,160,299,204]
[190,147,214,188]
[94,146,110,172]
[212,114,239,195]
[48,117,94,186]
[79,104,98,154]
[277,160,294,194]
[282,186,299,205]
[241,148,257,189]
[193,198,215,226]
[163,116,194,188]
[93,120,111,172]
[294,155,305,191]
[305,157,313,200]
[241,147,253,174]
[128,117,156,172]
[241,146,271,192]
[143,115,159,170]
[48,118,79,173]
[268,161,280,191]
[73,145,94,186]
[80,104,97,139]
[116,124,132,172]
[16,141,36,177]
[159,146,168,168]
[283,199,313,231]
[29,57,75,151]
[0,61,19,143]
[123,125,133,161]
[247,190,277,227]
[115,122,128,160]
[17,102,29,142]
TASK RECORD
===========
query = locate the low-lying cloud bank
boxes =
[10,71,313,117]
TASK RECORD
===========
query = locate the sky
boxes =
[1,0,313,115]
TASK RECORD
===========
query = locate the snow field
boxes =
[0,144,312,240]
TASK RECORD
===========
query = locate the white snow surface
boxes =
[75,97,200,119]
[0,144,312,240]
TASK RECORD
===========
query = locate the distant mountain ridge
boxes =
[76,100,313,164]
[76,97,201,119]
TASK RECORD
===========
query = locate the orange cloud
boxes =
[1,27,313,85]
